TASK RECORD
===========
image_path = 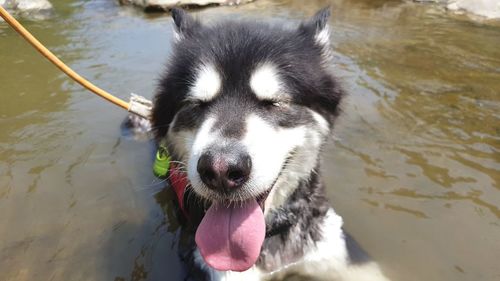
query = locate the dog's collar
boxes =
[153,144,190,218]
[169,164,190,218]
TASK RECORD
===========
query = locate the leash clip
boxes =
[153,144,170,178]
[128,93,152,119]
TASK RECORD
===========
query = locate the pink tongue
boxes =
[195,199,265,272]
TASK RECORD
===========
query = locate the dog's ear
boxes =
[171,8,200,42]
[300,7,331,47]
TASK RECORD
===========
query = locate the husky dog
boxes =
[149,7,390,281]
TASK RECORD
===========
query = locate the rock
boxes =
[0,1,4,21]
[414,0,500,19]
[1,0,53,19]
[413,0,444,3]
[15,0,52,11]
[119,0,255,11]
[446,0,500,19]
[3,0,53,11]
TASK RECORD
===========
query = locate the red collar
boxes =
[169,164,189,218]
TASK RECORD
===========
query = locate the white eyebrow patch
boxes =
[250,63,284,100]
[189,64,221,102]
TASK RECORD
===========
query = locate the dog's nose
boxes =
[197,151,252,191]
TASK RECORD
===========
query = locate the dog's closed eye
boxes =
[260,99,286,108]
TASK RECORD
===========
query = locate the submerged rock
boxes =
[1,0,53,19]
[119,0,255,11]
[446,0,500,19]
[2,0,53,11]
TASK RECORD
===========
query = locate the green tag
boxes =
[153,144,170,178]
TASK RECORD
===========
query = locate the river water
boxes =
[0,0,499,280]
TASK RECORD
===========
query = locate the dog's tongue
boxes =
[195,199,265,272]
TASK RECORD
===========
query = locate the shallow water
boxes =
[0,0,499,280]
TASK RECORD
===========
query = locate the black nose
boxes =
[197,150,252,192]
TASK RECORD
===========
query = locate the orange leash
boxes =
[0,6,152,118]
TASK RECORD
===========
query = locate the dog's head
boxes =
[152,7,343,272]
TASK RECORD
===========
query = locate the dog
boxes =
[147,7,391,281]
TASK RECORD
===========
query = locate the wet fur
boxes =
[149,7,390,281]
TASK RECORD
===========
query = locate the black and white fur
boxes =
[150,7,390,281]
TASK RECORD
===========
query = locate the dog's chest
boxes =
[219,249,345,281]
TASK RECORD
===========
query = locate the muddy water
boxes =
[0,0,499,280]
